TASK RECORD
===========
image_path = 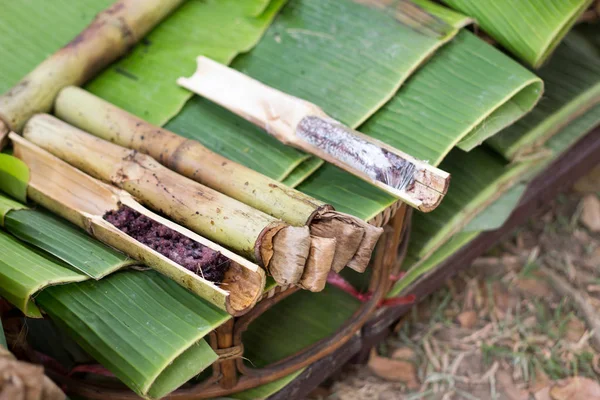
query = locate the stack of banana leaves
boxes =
[0,0,599,398]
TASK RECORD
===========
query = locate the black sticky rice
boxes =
[104,205,229,282]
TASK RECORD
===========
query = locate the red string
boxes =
[326,272,416,308]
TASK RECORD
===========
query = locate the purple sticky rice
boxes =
[104,205,229,283]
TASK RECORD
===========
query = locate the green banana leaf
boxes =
[462,184,527,232]
[408,147,539,261]
[37,270,230,399]
[488,32,600,160]
[545,104,600,155]
[0,319,6,349]
[5,207,135,279]
[388,232,478,298]
[243,285,360,367]
[0,230,88,318]
[0,193,25,225]
[165,0,470,181]
[389,89,600,300]
[298,163,397,221]
[359,30,543,164]
[281,157,324,188]
[0,154,29,202]
[231,370,305,400]
[87,0,287,126]
[441,0,593,68]
[0,0,114,93]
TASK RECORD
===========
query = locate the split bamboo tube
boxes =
[22,114,312,288]
[9,133,265,316]
[178,57,451,212]
[0,0,184,132]
[54,86,383,274]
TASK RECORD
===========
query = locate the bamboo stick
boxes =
[54,86,384,273]
[0,0,184,132]
[23,114,313,287]
[178,56,450,212]
[9,133,265,316]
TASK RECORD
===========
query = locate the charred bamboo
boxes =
[0,0,184,132]
[178,56,450,212]
[9,133,265,315]
[23,114,313,287]
[54,86,383,274]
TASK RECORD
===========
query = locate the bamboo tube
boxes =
[0,0,184,132]
[54,86,384,273]
[22,114,312,287]
[178,57,450,212]
[9,133,265,316]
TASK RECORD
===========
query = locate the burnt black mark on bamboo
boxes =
[104,205,229,282]
[296,116,416,191]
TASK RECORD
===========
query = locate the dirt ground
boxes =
[312,165,600,400]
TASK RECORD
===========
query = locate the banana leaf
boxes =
[0,156,135,279]
[242,285,360,367]
[86,0,287,126]
[298,164,397,221]
[0,154,29,202]
[231,370,305,400]
[0,0,114,93]
[5,207,135,279]
[441,0,593,68]
[488,32,600,160]
[388,231,477,298]
[0,319,6,349]
[36,270,230,399]
[358,30,543,164]
[461,184,527,232]
[389,95,600,299]
[165,0,470,181]
[408,147,539,261]
[281,157,324,187]
[0,230,88,318]
[0,193,25,225]
[545,104,600,155]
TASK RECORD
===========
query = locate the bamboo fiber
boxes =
[9,133,265,315]
[22,115,316,288]
[0,0,184,132]
[54,86,383,274]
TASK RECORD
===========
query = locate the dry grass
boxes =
[314,183,600,400]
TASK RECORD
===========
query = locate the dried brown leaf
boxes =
[457,310,478,329]
[391,347,416,361]
[367,349,419,389]
[565,317,587,343]
[580,195,600,232]
[549,377,600,400]
[516,277,553,297]
[496,369,530,400]
[574,164,600,194]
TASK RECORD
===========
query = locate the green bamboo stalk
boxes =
[10,134,265,315]
[0,0,184,132]
[54,86,383,274]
